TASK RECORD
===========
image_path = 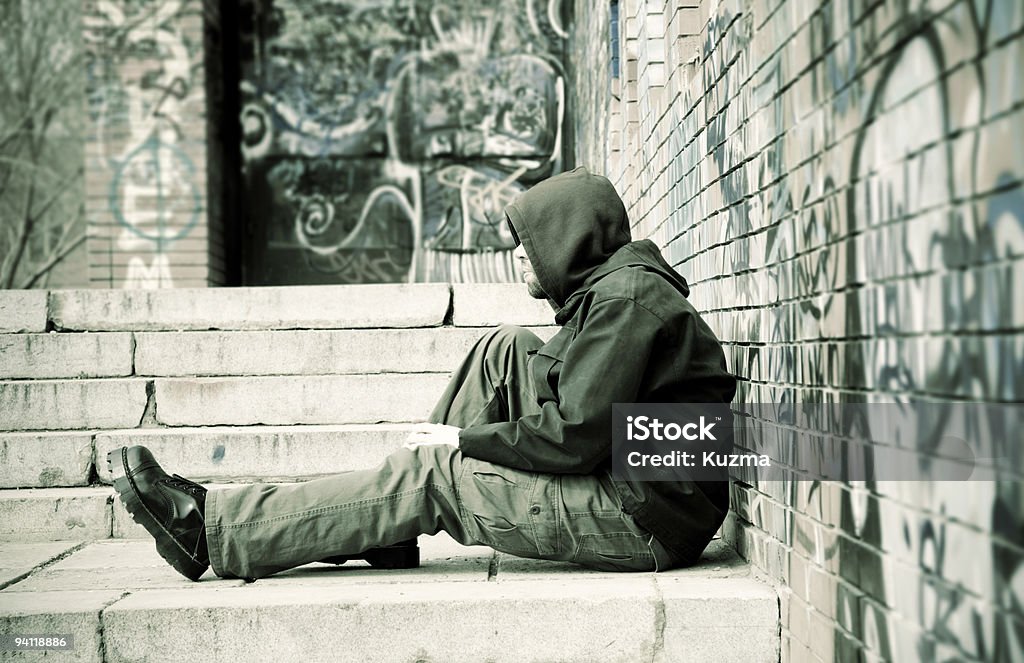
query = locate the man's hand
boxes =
[404,423,462,450]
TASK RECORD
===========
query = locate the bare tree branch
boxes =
[0,205,20,278]
[0,163,19,203]
[2,0,175,289]
[0,155,65,182]
[3,170,38,288]
[20,230,87,289]
[0,114,33,153]
[26,166,83,223]
[40,196,77,257]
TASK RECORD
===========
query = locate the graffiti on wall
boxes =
[669,0,1023,661]
[84,0,205,288]
[836,3,1023,661]
[238,0,567,284]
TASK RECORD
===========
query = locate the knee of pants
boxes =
[380,444,461,487]
[489,324,543,351]
[481,326,543,369]
[406,443,459,468]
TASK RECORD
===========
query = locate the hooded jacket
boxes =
[457,166,737,565]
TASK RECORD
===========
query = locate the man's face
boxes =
[513,243,547,299]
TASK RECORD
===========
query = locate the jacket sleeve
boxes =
[457,297,665,473]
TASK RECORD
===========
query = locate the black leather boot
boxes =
[108,446,209,581]
[319,539,420,569]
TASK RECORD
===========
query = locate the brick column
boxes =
[82,0,212,288]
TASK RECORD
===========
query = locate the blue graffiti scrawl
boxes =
[109,136,202,250]
[239,0,568,285]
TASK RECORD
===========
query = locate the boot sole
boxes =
[108,448,208,581]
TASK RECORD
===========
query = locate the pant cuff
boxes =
[204,488,229,578]
[648,535,675,573]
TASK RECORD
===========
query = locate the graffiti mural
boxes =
[646,0,1024,661]
[836,3,1023,661]
[238,0,568,285]
[83,0,207,288]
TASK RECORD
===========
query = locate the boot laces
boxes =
[166,474,206,498]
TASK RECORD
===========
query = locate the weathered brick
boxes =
[0,290,47,333]
[0,487,112,541]
[0,432,93,488]
[0,379,147,431]
[50,284,451,331]
[153,374,451,426]
[0,332,132,379]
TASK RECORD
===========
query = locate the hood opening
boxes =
[505,213,521,247]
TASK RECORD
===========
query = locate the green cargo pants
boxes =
[205,325,674,579]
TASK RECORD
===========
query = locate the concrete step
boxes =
[134,326,556,377]
[0,431,95,488]
[0,373,451,431]
[48,284,452,331]
[0,487,114,542]
[134,328,485,377]
[0,484,250,541]
[0,332,133,379]
[31,283,554,332]
[0,541,81,589]
[450,283,555,326]
[1,425,411,489]
[0,326,559,379]
[93,424,416,484]
[0,379,149,431]
[0,536,780,662]
[154,373,452,426]
[0,290,47,333]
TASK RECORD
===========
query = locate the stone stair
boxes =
[0,284,779,662]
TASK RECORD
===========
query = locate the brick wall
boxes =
[573,0,1023,661]
[83,0,220,288]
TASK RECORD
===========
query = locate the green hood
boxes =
[505,167,690,321]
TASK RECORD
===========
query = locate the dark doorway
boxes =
[236,0,572,285]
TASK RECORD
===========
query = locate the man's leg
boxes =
[119,324,670,579]
[201,325,541,578]
[457,456,675,572]
[424,324,676,572]
[206,444,673,579]
[428,324,544,427]
[206,445,474,579]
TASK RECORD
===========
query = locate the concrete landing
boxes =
[0,535,779,662]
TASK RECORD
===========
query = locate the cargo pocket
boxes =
[459,459,547,556]
[573,532,656,572]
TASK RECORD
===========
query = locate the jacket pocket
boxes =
[531,327,573,403]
